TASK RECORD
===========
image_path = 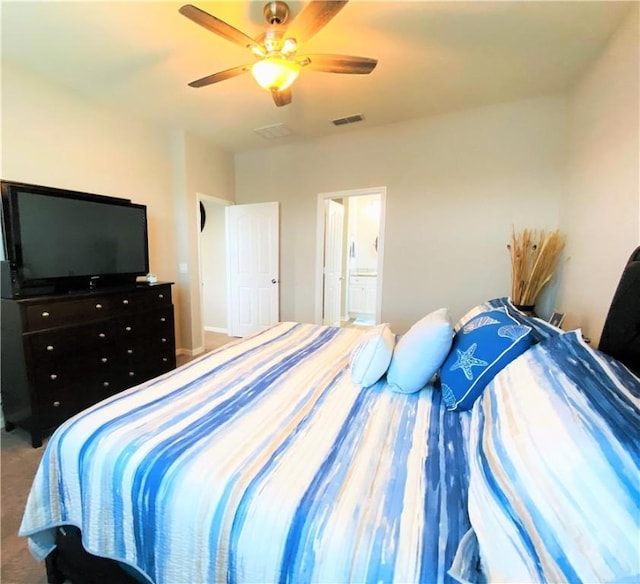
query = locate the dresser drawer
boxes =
[25,321,117,362]
[23,286,172,331]
[129,351,176,382]
[25,297,113,331]
[36,376,121,426]
[117,306,174,338]
[37,387,74,429]
[108,286,172,315]
[147,350,176,376]
[33,370,100,422]
[31,346,116,386]
[119,341,173,366]
[122,341,174,372]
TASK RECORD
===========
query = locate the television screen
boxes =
[15,190,148,281]
[1,181,150,295]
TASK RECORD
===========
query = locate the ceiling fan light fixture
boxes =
[251,57,300,91]
[180,2,377,106]
[281,38,297,54]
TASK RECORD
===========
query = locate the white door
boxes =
[226,202,279,337]
[323,200,344,326]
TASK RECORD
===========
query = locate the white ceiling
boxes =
[1,1,633,153]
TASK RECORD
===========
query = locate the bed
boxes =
[19,264,640,583]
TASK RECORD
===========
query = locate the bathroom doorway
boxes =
[314,187,386,327]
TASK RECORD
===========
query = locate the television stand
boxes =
[0,283,176,447]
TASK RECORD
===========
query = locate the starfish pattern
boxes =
[450,342,488,380]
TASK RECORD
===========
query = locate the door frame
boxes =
[322,199,345,326]
[314,186,387,325]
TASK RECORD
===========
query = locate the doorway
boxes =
[314,187,386,327]
[197,196,280,345]
[197,194,232,350]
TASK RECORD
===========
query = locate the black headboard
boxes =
[599,246,640,375]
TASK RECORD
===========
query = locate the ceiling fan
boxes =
[179,1,377,107]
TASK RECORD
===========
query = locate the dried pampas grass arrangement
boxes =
[508,228,565,307]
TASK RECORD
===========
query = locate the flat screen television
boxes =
[1,180,149,297]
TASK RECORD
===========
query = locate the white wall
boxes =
[558,5,640,345]
[236,96,567,332]
[200,198,229,330]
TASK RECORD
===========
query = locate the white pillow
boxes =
[386,308,453,394]
[350,324,396,388]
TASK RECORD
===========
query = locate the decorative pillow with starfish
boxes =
[440,308,534,411]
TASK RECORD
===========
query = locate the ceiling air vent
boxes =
[253,123,294,140]
[331,114,364,126]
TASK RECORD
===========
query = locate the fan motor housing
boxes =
[263,1,290,25]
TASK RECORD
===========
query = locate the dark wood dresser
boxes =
[1,282,176,447]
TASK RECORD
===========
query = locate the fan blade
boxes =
[179,4,260,52]
[285,1,349,45]
[272,88,292,107]
[298,54,377,74]
[188,64,251,88]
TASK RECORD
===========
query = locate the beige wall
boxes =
[3,4,637,345]
[1,60,181,331]
[558,5,640,346]
[1,61,177,292]
[1,59,234,352]
[236,7,639,337]
[172,131,235,353]
[235,96,567,332]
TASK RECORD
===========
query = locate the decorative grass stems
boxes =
[508,228,565,307]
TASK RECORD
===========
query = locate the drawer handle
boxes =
[158,293,164,299]
[103,381,110,387]
[53,401,61,408]
[50,374,58,381]
[125,326,132,332]
[42,311,50,318]
[160,317,166,323]
[122,299,129,305]
[95,303,103,310]
[162,357,168,362]
[161,337,167,343]
[99,333,106,339]
[128,371,135,377]
[101,357,108,363]
[127,349,133,355]
[46,345,54,352]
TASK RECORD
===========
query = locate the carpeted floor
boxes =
[1,427,49,584]
[1,330,236,583]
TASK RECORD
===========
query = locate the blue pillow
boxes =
[454,297,561,342]
[350,324,396,388]
[441,308,533,410]
[386,308,453,394]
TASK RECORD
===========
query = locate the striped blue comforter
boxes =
[20,322,472,584]
[467,330,640,583]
